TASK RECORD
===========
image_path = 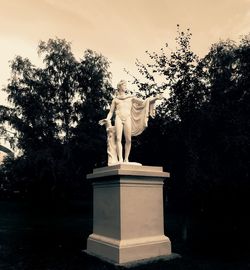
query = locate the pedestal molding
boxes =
[88,170,169,179]
[89,233,170,248]
[87,164,170,180]
[93,178,164,187]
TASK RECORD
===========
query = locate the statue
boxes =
[99,80,162,165]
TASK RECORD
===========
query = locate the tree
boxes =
[128,26,209,210]
[129,28,250,252]
[198,37,250,212]
[71,49,114,172]
[0,38,114,202]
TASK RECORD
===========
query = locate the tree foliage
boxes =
[0,38,114,201]
[130,27,250,217]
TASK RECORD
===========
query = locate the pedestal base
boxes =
[87,233,171,264]
[86,164,171,264]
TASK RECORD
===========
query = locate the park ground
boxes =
[0,201,250,270]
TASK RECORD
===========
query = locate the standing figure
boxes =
[100,80,162,164]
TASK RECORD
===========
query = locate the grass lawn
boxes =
[0,201,249,270]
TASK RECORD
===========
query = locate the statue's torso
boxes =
[115,96,133,122]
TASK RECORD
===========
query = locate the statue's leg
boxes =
[124,117,132,163]
[115,116,123,162]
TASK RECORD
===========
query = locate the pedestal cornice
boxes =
[87,164,170,180]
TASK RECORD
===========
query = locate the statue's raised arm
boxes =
[99,80,162,166]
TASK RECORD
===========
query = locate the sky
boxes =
[0,0,250,106]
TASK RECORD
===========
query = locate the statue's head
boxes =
[117,80,127,93]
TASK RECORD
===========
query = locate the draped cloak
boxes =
[129,96,156,136]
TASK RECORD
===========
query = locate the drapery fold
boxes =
[131,97,156,136]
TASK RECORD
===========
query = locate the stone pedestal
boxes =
[86,164,171,264]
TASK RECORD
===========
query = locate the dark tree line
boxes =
[129,27,250,206]
[129,27,250,254]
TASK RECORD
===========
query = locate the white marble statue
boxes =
[99,80,162,165]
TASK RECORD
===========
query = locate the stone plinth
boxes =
[86,164,171,264]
